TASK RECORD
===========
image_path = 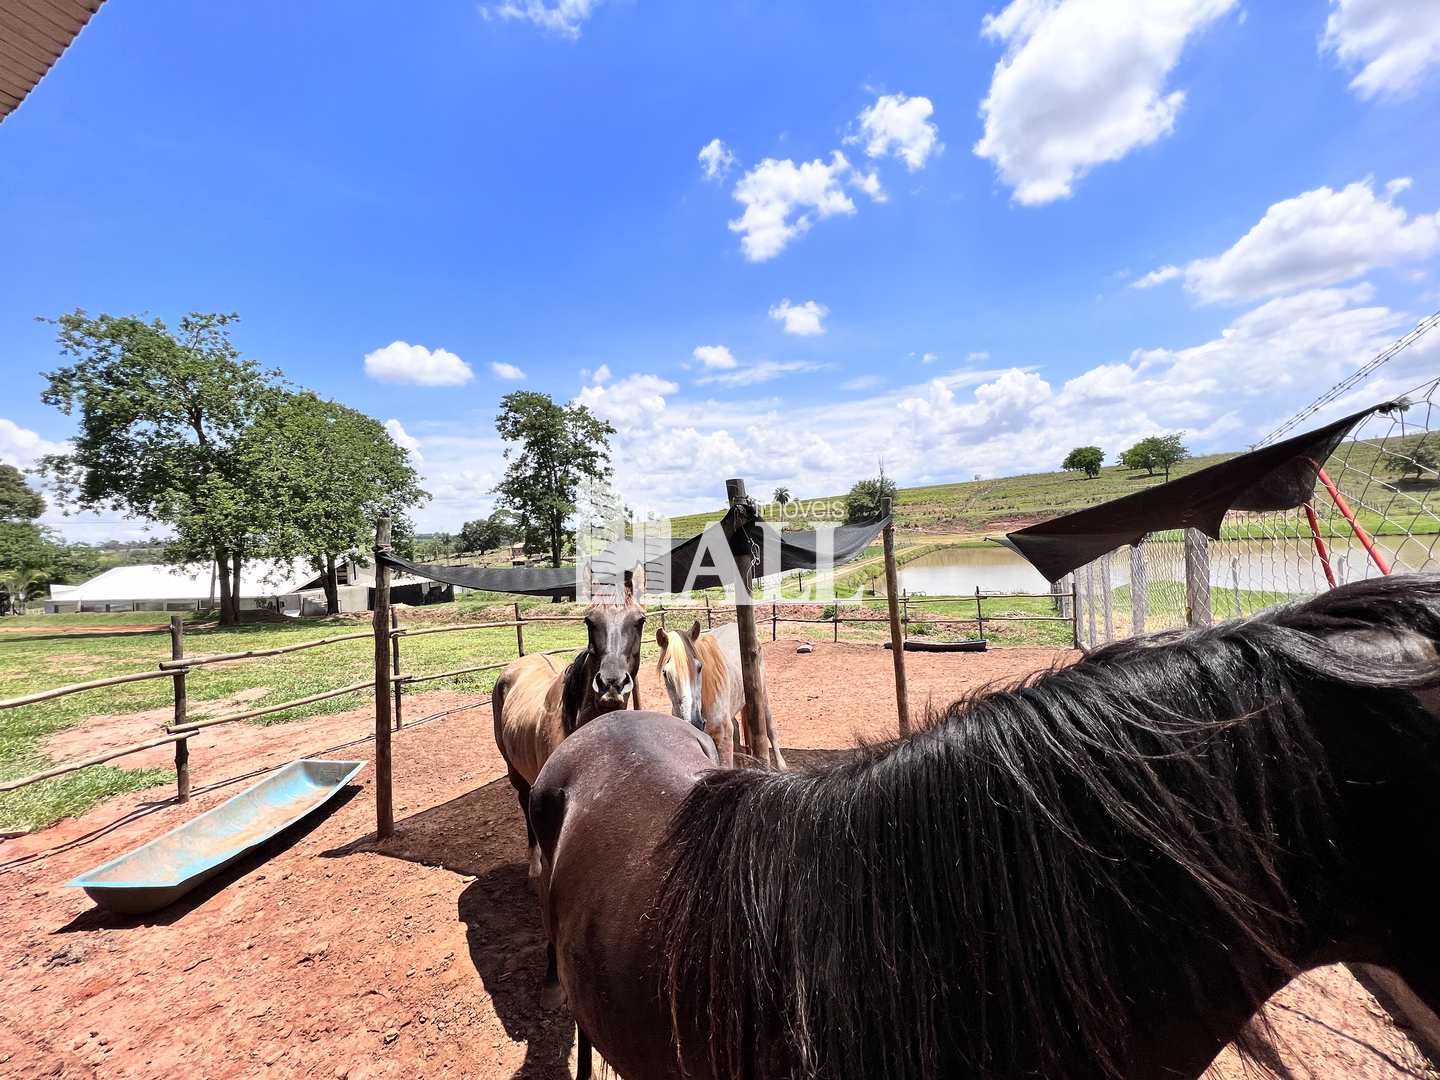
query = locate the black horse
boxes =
[532,574,1440,1079]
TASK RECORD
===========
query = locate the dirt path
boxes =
[0,642,1431,1079]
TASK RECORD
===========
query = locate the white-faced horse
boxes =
[655,620,785,769]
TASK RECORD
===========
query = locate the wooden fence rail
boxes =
[0,667,175,710]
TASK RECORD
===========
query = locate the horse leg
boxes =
[707,711,734,768]
[764,699,786,770]
[576,1026,593,1080]
[507,770,540,880]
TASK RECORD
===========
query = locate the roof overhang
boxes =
[1,0,106,123]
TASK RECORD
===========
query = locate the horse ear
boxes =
[623,568,635,603]
[656,626,669,649]
[688,619,702,642]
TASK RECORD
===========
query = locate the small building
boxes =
[45,556,454,617]
[44,559,317,615]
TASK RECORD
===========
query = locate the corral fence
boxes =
[1070,371,1440,648]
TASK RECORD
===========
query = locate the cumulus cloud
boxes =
[1132,265,1183,289]
[769,299,829,336]
[974,0,1236,205]
[1172,178,1440,303]
[482,0,597,38]
[728,152,857,261]
[364,341,474,386]
[692,345,738,369]
[851,92,941,171]
[0,417,67,469]
[1323,0,1440,100]
[695,359,825,387]
[576,371,680,434]
[384,419,423,462]
[698,138,737,181]
[490,361,527,380]
[849,169,887,202]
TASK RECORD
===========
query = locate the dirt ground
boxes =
[0,641,1435,1079]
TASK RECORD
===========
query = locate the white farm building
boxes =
[44,557,452,616]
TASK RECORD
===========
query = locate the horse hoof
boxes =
[539,980,566,1010]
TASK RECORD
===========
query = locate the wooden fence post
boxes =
[1130,543,1147,636]
[1184,528,1212,628]
[1069,576,1081,649]
[771,601,777,642]
[833,603,840,642]
[514,602,525,656]
[881,497,911,737]
[726,479,776,765]
[170,615,190,804]
[974,586,986,641]
[704,595,712,629]
[390,608,403,730]
[1084,562,1098,647]
[373,516,394,838]
[902,590,909,640]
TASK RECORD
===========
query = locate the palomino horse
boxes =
[654,620,785,769]
[534,575,1440,1080]
[492,579,645,880]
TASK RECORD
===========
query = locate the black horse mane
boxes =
[560,648,591,736]
[657,575,1440,1080]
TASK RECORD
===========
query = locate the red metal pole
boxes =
[1302,502,1338,589]
[1307,459,1391,576]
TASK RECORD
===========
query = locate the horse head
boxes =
[565,569,646,728]
[656,619,705,731]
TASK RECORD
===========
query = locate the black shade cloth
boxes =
[1003,405,1381,583]
[380,507,890,599]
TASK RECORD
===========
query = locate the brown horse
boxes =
[654,620,785,769]
[534,575,1440,1080]
[492,582,645,881]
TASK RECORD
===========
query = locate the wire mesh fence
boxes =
[1073,374,1440,648]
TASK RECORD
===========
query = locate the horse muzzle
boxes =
[593,671,634,707]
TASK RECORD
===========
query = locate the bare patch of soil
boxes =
[0,641,1431,1079]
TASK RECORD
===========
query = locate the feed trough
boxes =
[884,638,988,653]
[67,759,365,915]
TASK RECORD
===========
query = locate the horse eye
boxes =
[695,661,704,673]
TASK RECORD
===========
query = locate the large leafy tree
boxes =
[1062,446,1105,479]
[37,310,279,625]
[494,391,614,568]
[458,509,522,555]
[844,471,898,523]
[1119,433,1189,481]
[0,464,45,520]
[243,391,428,614]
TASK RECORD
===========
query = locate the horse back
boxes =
[493,652,566,785]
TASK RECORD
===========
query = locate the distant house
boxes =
[45,557,452,616]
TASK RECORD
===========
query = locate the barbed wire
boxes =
[1252,308,1440,448]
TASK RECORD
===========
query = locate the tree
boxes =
[0,464,45,520]
[1405,442,1440,480]
[1061,446,1104,479]
[772,486,791,508]
[459,510,522,554]
[494,392,615,568]
[1119,433,1189,481]
[244,391,428,614]
[0,522,61,615]
[844,469,898,523]
[37,310,278,625]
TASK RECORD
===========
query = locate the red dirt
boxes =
[0,641,1433,1079]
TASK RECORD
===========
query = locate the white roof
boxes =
[50,559,316,603]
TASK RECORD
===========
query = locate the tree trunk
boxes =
[216,550,234,626]
[324,554,340,615]
[230,551,243,624]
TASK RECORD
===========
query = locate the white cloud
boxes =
[967,351,991,362]
[384,419,423,462]
[592,363,613,383]
[576,371,680,433]
[364,341,474,387]
[698,138,737,181]
[482,0,597,38]
[1132,264,1183,289]
[1177,178,1440,303]
[843,375,885,391]
[974,0,1236,205]
[1323,0,1440,100]
[728,152,857,261]
[692,345,738,369]
[851,92,941,171]
[490,361,527,380]
[921,352,939,364]
[769,298,829,336]
[849,169,887,202]
[696,360,825,387]
[0,417,68,469]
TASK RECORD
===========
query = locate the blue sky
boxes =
[3,0,1439,537]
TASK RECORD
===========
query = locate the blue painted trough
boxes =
[68,759,365,915]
